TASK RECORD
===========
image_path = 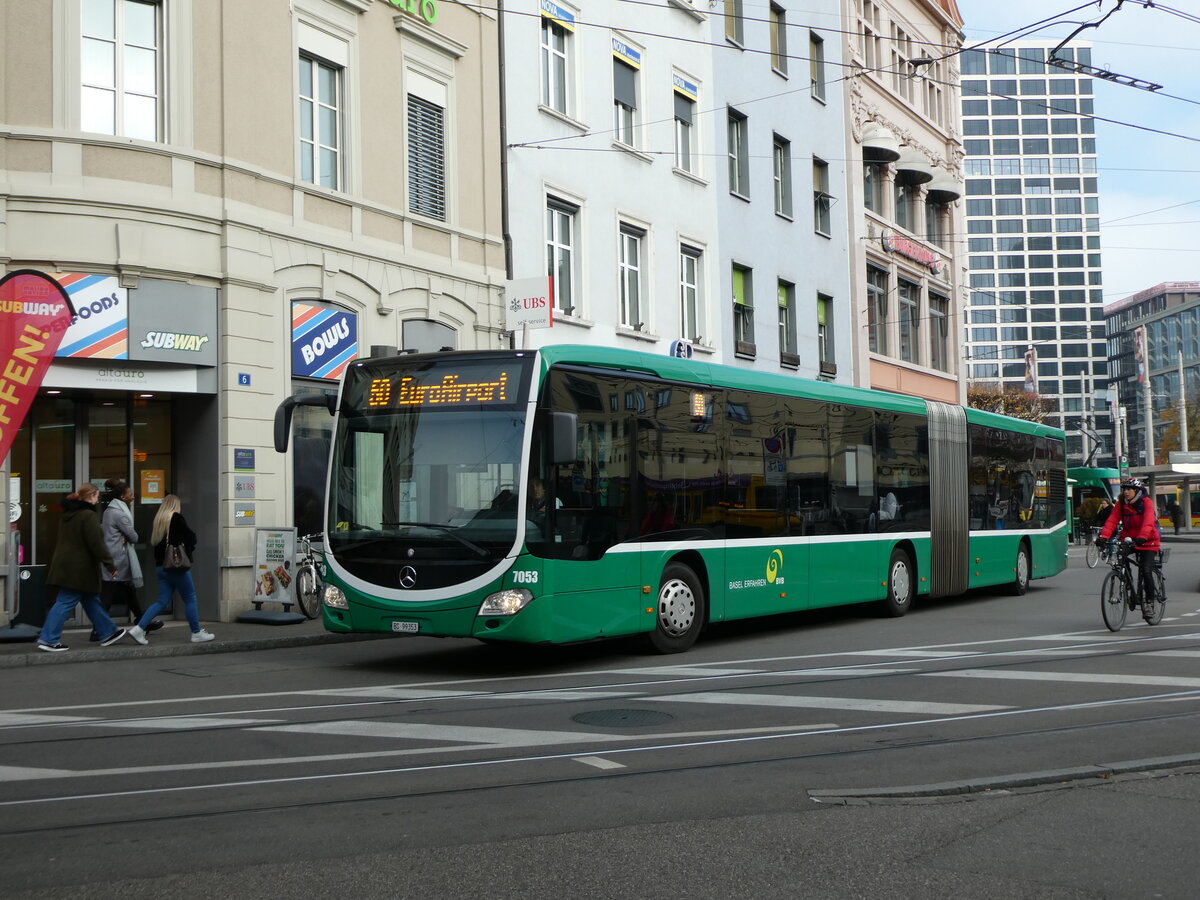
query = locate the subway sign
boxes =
[386,0,437,26]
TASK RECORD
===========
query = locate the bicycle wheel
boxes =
[295,563,323,619]
[1085,542,1100,568]
[1143,568,1167,625]
[1100,571,1128,632]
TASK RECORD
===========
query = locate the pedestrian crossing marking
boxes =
[574,756,626,770]
[644,691,1009,715]
[925,669,1200,688]
[259,720,630,747]
[104,716,285,730]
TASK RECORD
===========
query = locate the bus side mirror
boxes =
[274,393,337,452]
[550,412,577,465]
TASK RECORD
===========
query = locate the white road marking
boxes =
[307,687,483,700]
[853,650,975,658]
[612,667,762,676]
[925,669,1200,688]
[646,691,1008,715]
[0,713,91,727]
[574,756,626,770]
[0,765,75,781]
[259,720,631,747]
[102,717,285,730]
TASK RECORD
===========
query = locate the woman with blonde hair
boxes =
[128,494,215,644]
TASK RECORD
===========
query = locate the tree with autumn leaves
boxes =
[1153,403,1200,464]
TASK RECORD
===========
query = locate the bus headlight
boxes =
[323,584,348,609]
[478,588,533,617]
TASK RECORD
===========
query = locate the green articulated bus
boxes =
[275,344,1068,653]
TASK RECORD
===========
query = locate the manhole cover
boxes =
[572,708,674,727]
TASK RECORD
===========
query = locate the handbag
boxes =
[165,542,192,573]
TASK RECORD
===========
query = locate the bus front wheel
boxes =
[881,548,914,617]
[1011,544,1031,596]
[648,563,706,654]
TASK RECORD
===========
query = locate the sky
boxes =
[955,0,1200,306]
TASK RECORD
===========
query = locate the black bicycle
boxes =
[1100,539,1167,632]
[295,533,325,620]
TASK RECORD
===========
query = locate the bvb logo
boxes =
[766,549,784,583]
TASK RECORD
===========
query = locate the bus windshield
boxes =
[327,354,535,588]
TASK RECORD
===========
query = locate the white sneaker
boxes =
[190,629,216,643]
[128,625,148,646]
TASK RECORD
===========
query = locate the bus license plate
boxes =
[391,621,419,633]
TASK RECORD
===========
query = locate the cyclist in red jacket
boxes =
[1097,478,1162,616]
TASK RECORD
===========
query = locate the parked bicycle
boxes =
[1100,539,1167,632]
[295,533,325,620]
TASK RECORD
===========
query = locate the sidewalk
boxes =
[0,615,382,669]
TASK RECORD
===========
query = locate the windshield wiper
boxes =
[385,522,492,559]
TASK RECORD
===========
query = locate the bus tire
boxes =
[880,547,914,617]
[1011,544,1031,596]
[647,562,705,654]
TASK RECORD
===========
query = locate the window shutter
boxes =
[613,60,637,108]
[408,94,446,220]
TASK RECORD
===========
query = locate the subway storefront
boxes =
[10,274,218,627]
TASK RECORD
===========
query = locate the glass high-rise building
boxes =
[960,41,1109,463]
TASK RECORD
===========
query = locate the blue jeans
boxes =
[39,589,121,645]
[138,567,201,633]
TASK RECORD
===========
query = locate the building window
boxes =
[863,162,883,213]
[81,0,162,140]
[725,0,744,45]
[613,55,638,146]
[809,32,826,102]
[733,264,754,351]
[546,198,578,316]
[540,17,570,114]
[680,245,704,343]
[813,157,832,236]
[898,279,919,363]
[925,199,947,247]
[619,224,645,330]
[673,86,695,172]
[894,180,915,231]
[867,264,888,355]
[728,109,749,197]
[860,0,882,71]
[890,23,914,102]
[773,136,792,218]
[778,280,797,362]
[408,93,446,220]
[924,57,945,125]
[769,4,787,75]
[299,55,341,190]
[817,293,834,370]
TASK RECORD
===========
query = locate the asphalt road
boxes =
[4,541,1200,898]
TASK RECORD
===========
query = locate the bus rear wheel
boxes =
[880,548,914,617]
[648,562,705,654]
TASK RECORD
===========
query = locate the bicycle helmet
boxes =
[1120,478,1144,491]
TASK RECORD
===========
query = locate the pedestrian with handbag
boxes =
[36,484,127,652]
[128,494,215,645]
[91,479,162,640]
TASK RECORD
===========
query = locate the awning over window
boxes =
[861,123,901,162]
[926,170,964,201]
[894,149,935,185]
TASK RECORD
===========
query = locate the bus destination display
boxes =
[366,370,511,408]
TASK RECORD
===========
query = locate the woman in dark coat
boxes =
[36,484,126,652]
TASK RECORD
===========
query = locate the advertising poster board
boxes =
[253,527,297,608]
